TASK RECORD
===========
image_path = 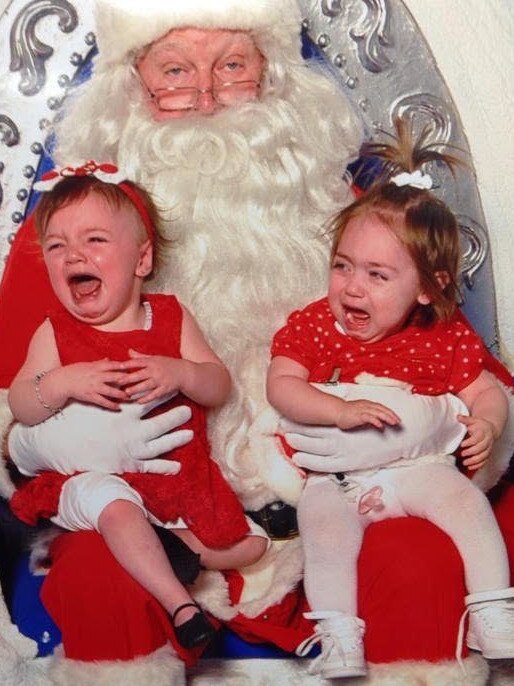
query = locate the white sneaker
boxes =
[296,611,367,679]
[462,588,514,659]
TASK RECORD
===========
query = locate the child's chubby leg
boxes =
[391,462,509,592]
[53,472,216,648]
[173,517,269,570]
[392,461,514,659]
[298,474,366,615]
[295,474,367,679]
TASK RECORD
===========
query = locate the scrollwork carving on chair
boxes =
[9,0,78,96]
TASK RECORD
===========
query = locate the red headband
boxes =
[33,161,155,241]
[117,182,155,241]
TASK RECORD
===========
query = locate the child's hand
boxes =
[60,360,130,410]
[458,414,496,470]
[121,349,185,403]
[336,399,401,431]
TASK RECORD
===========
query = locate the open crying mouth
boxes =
[344,307,370,326]
[68,274,101,299]
[344,307,369,320]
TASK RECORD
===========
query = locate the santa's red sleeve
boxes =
[0,215,60,387]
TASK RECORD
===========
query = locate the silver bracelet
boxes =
[34,371,61,415]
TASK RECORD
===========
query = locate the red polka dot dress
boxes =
[271,297,509,393]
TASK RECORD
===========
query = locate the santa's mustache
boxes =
[117,94,303,183]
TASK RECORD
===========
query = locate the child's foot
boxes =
[296,611,367,678]
[171,602,217,649]
[467,594,514,658]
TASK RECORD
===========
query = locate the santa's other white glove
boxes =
[8,395,192,477]
[281,379,468,473]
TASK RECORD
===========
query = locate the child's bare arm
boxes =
[9,320,131,424]
[457,370,508,470]
[8,320,62,424]
[267,355,400,430]
[123,305,231,407]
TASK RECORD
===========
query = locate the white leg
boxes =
[392,463,509,593]
[297,475,365,615]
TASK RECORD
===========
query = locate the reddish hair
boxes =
[33,176,168,274]
[330,119,463,325]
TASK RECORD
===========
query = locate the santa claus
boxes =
[0,0,513,684]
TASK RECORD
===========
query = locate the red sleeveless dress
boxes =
[10,293,249,548]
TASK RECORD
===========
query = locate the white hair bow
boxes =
[390,169,433,190]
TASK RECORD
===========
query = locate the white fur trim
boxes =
[489,659,514,685]
[234,538,304,618]
[193,539,303,621]
[249,406,304,506]
[94,0,302,68]
[48,645,184,686]
[188,652,488,685]
[29,527,63,576]
[190,570,237,622]
[472,381,514,493]
[0,590,42,686]
[0,388,15,499]
[0,654,52,686]
[0,581,46,686]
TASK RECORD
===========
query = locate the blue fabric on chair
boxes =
[217,629,300,659]
[9,555,304,661]
[10,554,61,657]
[8,548,299,660]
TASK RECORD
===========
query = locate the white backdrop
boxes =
[402,0,514,364]
[1,0,513,361]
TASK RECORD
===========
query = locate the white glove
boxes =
[281,381,468,473]
[8,395,193,477]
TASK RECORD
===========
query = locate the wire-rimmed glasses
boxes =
[148,80,261,112]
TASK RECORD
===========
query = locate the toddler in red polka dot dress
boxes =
[267,119,514,679]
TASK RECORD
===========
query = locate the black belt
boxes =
[246,501,299,540]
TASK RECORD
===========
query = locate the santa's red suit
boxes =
[1,1,513,684]
[2,197,514,684]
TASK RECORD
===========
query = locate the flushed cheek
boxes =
[45,263,66,291]
[328,275,355,302]
[328,280,345,304]
[328,297,343,325]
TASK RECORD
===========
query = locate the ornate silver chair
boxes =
[0,0,499,350]
[0,1,509,683]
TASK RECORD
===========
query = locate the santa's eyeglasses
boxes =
[148,80,260,111]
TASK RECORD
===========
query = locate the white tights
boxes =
[297,462,509,616]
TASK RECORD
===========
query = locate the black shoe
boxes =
[171,602,217,649]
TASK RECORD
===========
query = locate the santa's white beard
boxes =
[73,93,356,508]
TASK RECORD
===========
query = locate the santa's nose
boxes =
[192,69,215,114]
[195,88,216,114]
